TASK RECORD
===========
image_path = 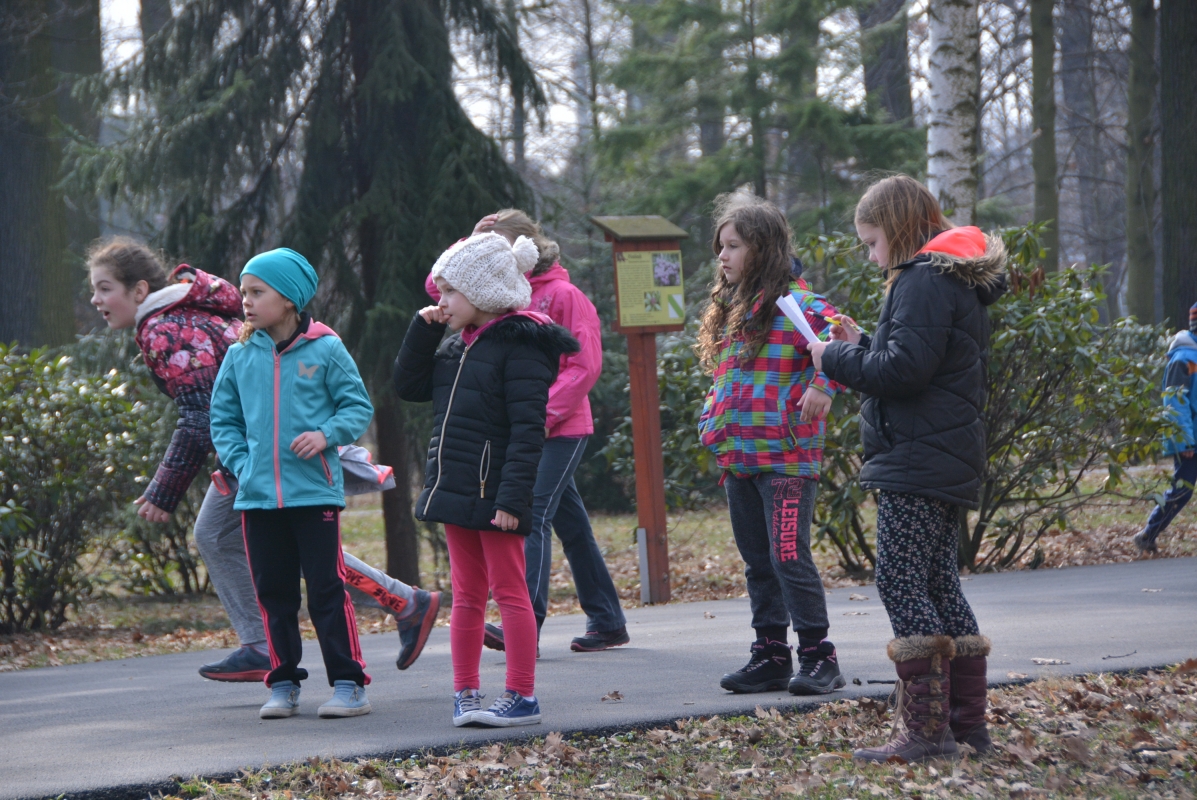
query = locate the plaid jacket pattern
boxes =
[697,280,840,478]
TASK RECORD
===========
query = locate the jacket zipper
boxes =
[319,452,334,486]
[272,349,284,508]
[478,440,491,498]
[422,344,472,515]
[273,334,307,508]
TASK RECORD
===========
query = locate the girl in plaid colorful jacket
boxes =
[696,193,846,697]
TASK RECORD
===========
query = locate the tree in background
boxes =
[0,0,101,347]
[1123,0,1156,323]
[1029,0,1057,269]
[926,0,980,225]
[67,0,542,586]
[1158,0,1197,330]
[857,0,912,126]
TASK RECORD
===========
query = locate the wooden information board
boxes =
[590,215,689,604]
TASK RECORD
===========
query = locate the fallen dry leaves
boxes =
[159,664,1197,800]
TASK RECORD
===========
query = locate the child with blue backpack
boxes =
[210,248,374,720]
[1133,302,1197,554]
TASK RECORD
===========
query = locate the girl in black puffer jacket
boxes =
[394,233,579,730]
[808,176,1008,764]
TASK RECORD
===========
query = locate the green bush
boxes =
[65,332,208,596]
[0,342,156,632]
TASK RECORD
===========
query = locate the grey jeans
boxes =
[724,473,829,641]
[192,480,415,647]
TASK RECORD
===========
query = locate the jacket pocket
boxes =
[871,400,895,447]
[478,440,492,498]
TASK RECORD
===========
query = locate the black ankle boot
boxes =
[719,638,793,693]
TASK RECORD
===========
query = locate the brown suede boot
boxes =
[950,635,992,753]
[854,635,959,763]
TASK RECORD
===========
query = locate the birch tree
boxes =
[926,0,981,225]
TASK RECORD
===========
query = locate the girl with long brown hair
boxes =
[809,174,1008,762]
[696,192,846,697]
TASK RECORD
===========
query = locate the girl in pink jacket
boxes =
[426,210,628,651]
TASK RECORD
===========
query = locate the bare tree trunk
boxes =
[0,0,98,347]
[1030,0,1058,270]
[53,0,102,331]
[139,0,172,39]
[1059,0,1120,317]
[376,393,420,586]
[504,0,525,175]
[926,0,980,225]
[857,0,912,125]
[1158,0,1196,331]
[1124,0,1157,322]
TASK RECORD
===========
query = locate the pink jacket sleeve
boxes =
[425,271,440,301]
[545,286,603,432]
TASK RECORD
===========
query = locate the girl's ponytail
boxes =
[489,209,560,276]
[86,237,170,293]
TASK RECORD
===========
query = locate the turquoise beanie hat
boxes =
[241,248,318,310]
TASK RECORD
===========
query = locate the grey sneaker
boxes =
[317,681,371,718]
[1132,529,1159,555]
[260,680,300,719]
[396,588,441,670]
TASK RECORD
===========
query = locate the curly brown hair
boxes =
[697,193,796,373]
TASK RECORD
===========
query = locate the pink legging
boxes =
[445,524,537,697]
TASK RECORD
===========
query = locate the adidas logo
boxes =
[323,510,335,522]
[298,361,319,379]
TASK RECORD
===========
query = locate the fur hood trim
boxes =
[135,283,192,327]
[1168,330,1197,354]
[952,634,991,658]
[478,315,581,360]
[887,635,957,663]
[923,233,1008,291]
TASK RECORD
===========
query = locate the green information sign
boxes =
[615,250,684,328]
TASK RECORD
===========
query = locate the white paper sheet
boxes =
[776,293,821,348]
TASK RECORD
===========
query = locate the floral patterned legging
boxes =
[874,491,981,640]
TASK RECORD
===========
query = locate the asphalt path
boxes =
[1,557,1193,800]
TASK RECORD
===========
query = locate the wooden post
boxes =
[590,216,689,605]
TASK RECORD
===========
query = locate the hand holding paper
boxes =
[776,293,823,350]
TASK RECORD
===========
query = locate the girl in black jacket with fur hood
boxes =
[808,176,1008,764]
[394,233,579,730]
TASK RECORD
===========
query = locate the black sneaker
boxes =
[482,623,540,658]
[719,638,792,693]
[483,622,505,651]
[570,626,630,652]
[396,588,441,670]
[788,641,846,695]
[199,645,271,682]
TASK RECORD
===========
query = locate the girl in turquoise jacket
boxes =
[210,248,374,721]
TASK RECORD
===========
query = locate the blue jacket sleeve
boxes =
[209,354,250,480]
[317,341,374,447]
[1163,358,1195,453]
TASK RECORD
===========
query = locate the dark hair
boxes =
[697,192,795,372]
[489,209,561,276]
[86,237,169,293]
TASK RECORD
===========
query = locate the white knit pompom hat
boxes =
[430,232,539,313]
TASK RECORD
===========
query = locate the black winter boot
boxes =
[719,638,793,693]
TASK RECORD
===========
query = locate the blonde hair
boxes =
[697,193,795,372]
[854,175,951,289]
[489,209,560,275]
[86,237,170,293]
